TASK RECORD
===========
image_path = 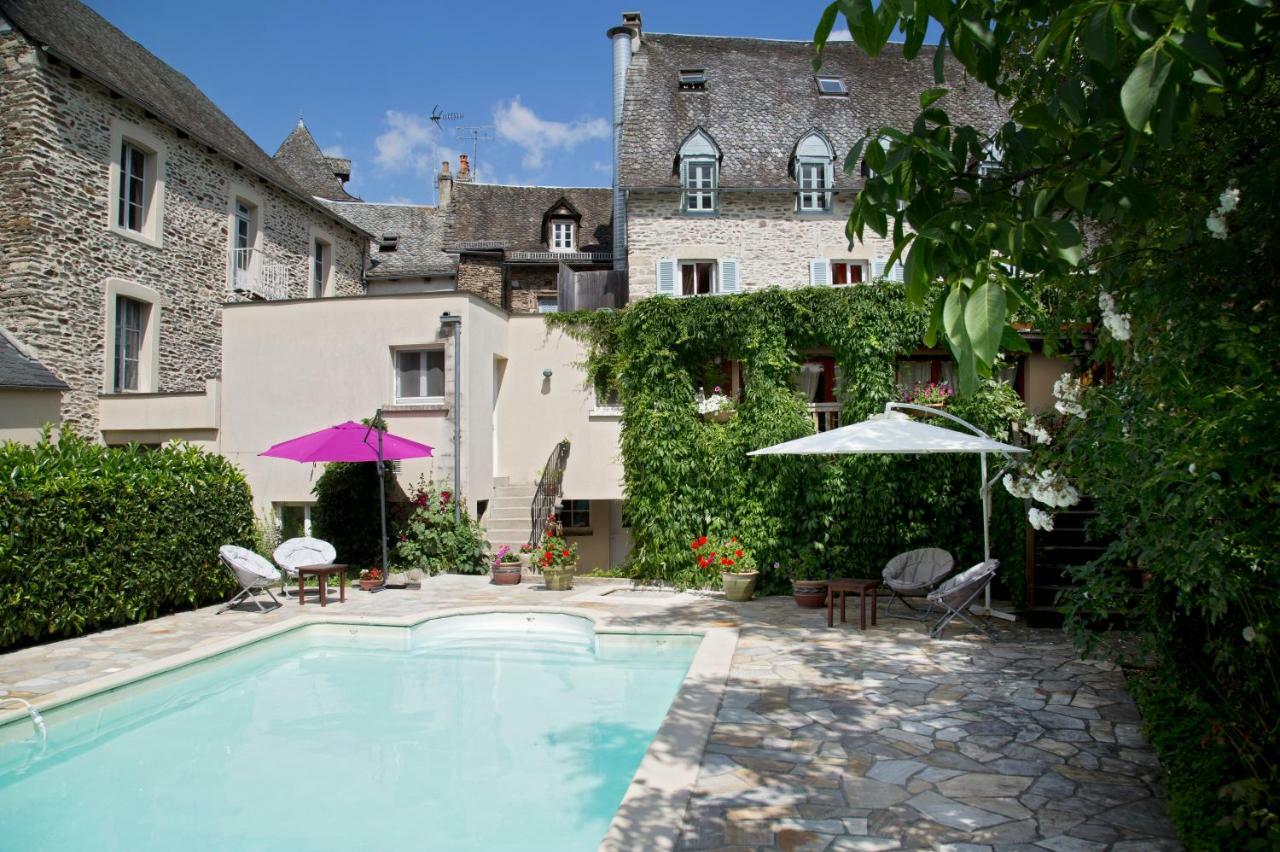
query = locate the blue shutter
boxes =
[656,258,677,296]
[718,258,740,294]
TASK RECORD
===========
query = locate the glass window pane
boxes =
[279,505,304,540]
[425,350,445,397]
[397,350,423,398]
[681,263,695,296]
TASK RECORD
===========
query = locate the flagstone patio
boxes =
[0,575,1178,850]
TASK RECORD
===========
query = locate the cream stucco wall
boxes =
[0,389,62,444]
[1024,352,1074,414]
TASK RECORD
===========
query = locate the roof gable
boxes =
[445,184,613,254]
[272,121,360,202]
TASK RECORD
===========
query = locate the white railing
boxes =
[808,402,841,433]
[228,248,290,301]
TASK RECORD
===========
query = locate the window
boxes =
[230,200,257,289]
[395,348,445,402]
[118,141,148,232]
[537,296,558,313]
[551,220,574,251]
[798,356,841,432]
[681,261,717,296]
[276,504,317,539]
[311,238,331,298]
[678,69,706,91]
[113,296,146,392]
[816,76,848,96]
[832,260,867,285]
[591,383,622,416]
[558,499,591,530]
[794,130,834,212]
[378,233,399,252]
[678,128,720,213]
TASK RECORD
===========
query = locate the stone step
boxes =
[487,497,533,511]
[494,483,537,498]
[485,506,532,521]
[483,523,530,538]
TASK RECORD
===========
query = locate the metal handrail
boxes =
[529,440,570,546]
[227,248,290,301]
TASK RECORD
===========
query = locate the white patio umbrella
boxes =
[748,402,1028,620]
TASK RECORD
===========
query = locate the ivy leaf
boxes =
[1122,46,1173,131]
[964,280,1008,366]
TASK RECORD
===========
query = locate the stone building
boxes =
[0,0,369,442]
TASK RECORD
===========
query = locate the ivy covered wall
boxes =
[550,285,1028,596]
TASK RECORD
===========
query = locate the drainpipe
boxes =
[440,311,463,524]
[607,18,636,272]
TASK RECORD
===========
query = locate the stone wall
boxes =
[0,31,366,435]
[456,255,503,309]
[625,190,895,299]
[509,267,557,313]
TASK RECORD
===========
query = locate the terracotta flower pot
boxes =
[792,579,828,609]
[722,570,759,603]
[359,578,380,591]
[542,565,576,591]
[492,565,522,586]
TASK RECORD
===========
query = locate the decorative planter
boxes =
[792,579,829,609]
[405,568,424,590]
[359,578,380,592]
[542,565,576,591]
[518,552,532,570]
[702,409,736,424]
[722,571,759,603]
[384,571,408,588]
[492,565,522,586]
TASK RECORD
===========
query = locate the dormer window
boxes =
[378,233,399,252]
[551,220,575,252]
[816,76,848,96]
[678,128,720,214]
[794,130,834,212]
[678,69,706,91]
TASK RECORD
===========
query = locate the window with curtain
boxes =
[113,296,146,392]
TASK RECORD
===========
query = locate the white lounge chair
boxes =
[883,547,955,619]
[273,537,338,599]
[217,545,282,613]
[927,559,999,641]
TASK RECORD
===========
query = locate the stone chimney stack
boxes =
[457,154,472,183]
[437,160,453,207]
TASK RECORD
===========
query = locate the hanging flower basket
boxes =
[702,409,736,423]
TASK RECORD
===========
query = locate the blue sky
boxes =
[86,1,861,204]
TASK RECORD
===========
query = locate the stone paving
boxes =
[0,576,1178,850]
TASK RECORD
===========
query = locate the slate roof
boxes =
[0,0,363,232]
[273,121,360,202]
[618,33,1007,191]
[323,202,455,279]
[0,327,67,390]
[444,183,613,254]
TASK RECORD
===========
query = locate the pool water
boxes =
[0,614,698,851]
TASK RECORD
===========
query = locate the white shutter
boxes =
[656,258,677,296]
[889,260,905,282]
[808,258,831,286]
[871,257,888,280]
[718,258,740,294]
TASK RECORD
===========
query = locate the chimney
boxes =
[607,12,641,271]
[457,154,472,183]
[437,160,453,207]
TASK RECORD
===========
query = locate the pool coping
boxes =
[0,605,738,852]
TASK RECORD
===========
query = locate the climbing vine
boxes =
[548,285,1028,597]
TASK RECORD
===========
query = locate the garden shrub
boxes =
[311,461,392,570]
[394,477,489,575]
[0,431,253,651]
[550,285,1028,596]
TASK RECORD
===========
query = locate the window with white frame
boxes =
[311,237,331,297]
[815,76,849,96]
[557,499,591,530]
[794,130,834,212]
[680,260,718,296]
[113,295,147,392]
[108,121,165,246]
[537,295,558,313]
[550,220,574,252]
[230,199,257,288]
[678,128,720,213]
[118,142,149,233]
[832,260,868,285]
[394,348,445,402]
[276,503,317,539]
[657,257,740,297]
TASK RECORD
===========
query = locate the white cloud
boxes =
[373,110,458,176]
[592,160,612,175]
[493,97,609,170]
[829,28,852,41]
[321,144,346,158]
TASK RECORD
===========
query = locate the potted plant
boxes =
[536,535,579,591]
[697,386,736,423]
[358,568,382,591]
[518,542,534,571]
[788,555,828,608]
[900,380,955,408]
[492,545,522,585]
[692,533,758,602]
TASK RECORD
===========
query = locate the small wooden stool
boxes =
[827,579,880,629]
[296,563,348,607]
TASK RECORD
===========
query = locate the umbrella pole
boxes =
[378,415,389,588]
[975,451,1016,622]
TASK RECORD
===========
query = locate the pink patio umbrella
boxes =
[261,418,433,584]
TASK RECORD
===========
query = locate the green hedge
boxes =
[0,432,254,651]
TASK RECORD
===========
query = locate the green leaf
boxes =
[933,34,948,84]
[924,290,946,348]
[942,287,978,394]
[1121,46,1173,132]
[903,238,929,302]
[1000,324,1032,353]
[919,87,948,109]
[964,280,1008,366]
[1064,176,1089,210]
[1045,218,1084,266]
[1083,7,1117,66]
[842,137,869,175]
[812,3,840,71]
[1168,31,1225,87]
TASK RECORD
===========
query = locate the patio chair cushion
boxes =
[273,537,337,577]
[219,545,281,589]
[928,560,998,608]
[883,548,955,595]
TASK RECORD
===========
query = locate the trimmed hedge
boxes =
[0,432,254,651]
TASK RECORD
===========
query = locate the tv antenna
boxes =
[453,125,495,176]
[430,104,463,128]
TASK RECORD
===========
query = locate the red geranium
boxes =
[691,533,754,575]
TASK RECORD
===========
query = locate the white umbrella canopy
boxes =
[747,412,1028,457]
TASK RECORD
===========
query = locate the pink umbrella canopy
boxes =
[260,421,433,463]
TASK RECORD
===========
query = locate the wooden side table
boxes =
[296,563,347,607]
[827,579,880,629]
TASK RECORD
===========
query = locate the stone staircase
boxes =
[481,478,537,553]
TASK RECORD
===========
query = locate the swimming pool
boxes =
[0,613,700,851]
